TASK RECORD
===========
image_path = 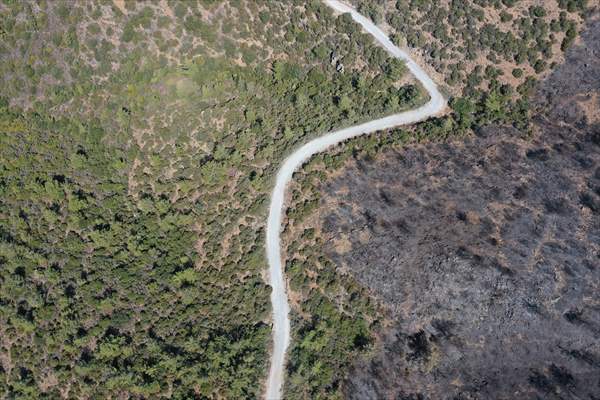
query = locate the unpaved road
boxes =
[264,1,446,398]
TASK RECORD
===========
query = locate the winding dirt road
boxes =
[264,1,446,398]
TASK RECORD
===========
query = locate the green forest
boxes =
[0,0,423,398]
[0,0,590,398]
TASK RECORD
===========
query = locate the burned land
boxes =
[319,13,600,400]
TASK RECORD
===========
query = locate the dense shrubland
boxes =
[281,156,378,399]
[0,0,425,397]
[357,0,588,88]
[1,102,268,398]
[1,0,588,397]
[350,0,590,135]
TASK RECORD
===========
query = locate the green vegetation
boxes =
[379,0,586,84]
[1,0,586,397]
[1,101,268,398]
[0,0,425,397]
[282,159,377,399]
[352,0,588,132]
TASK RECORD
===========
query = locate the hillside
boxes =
[0,1,423,398]
[0,0,597,399]
[293,8,599,400]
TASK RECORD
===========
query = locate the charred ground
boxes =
[319,14,600,400]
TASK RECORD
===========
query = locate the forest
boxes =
[0,0,591,398]
[0,0,422,398]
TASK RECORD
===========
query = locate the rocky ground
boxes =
[318,13,600,400]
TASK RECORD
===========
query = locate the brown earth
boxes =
[316,13,600,400]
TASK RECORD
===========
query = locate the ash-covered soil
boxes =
[320,15,600,400]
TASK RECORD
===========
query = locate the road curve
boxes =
[264,1,446,398]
